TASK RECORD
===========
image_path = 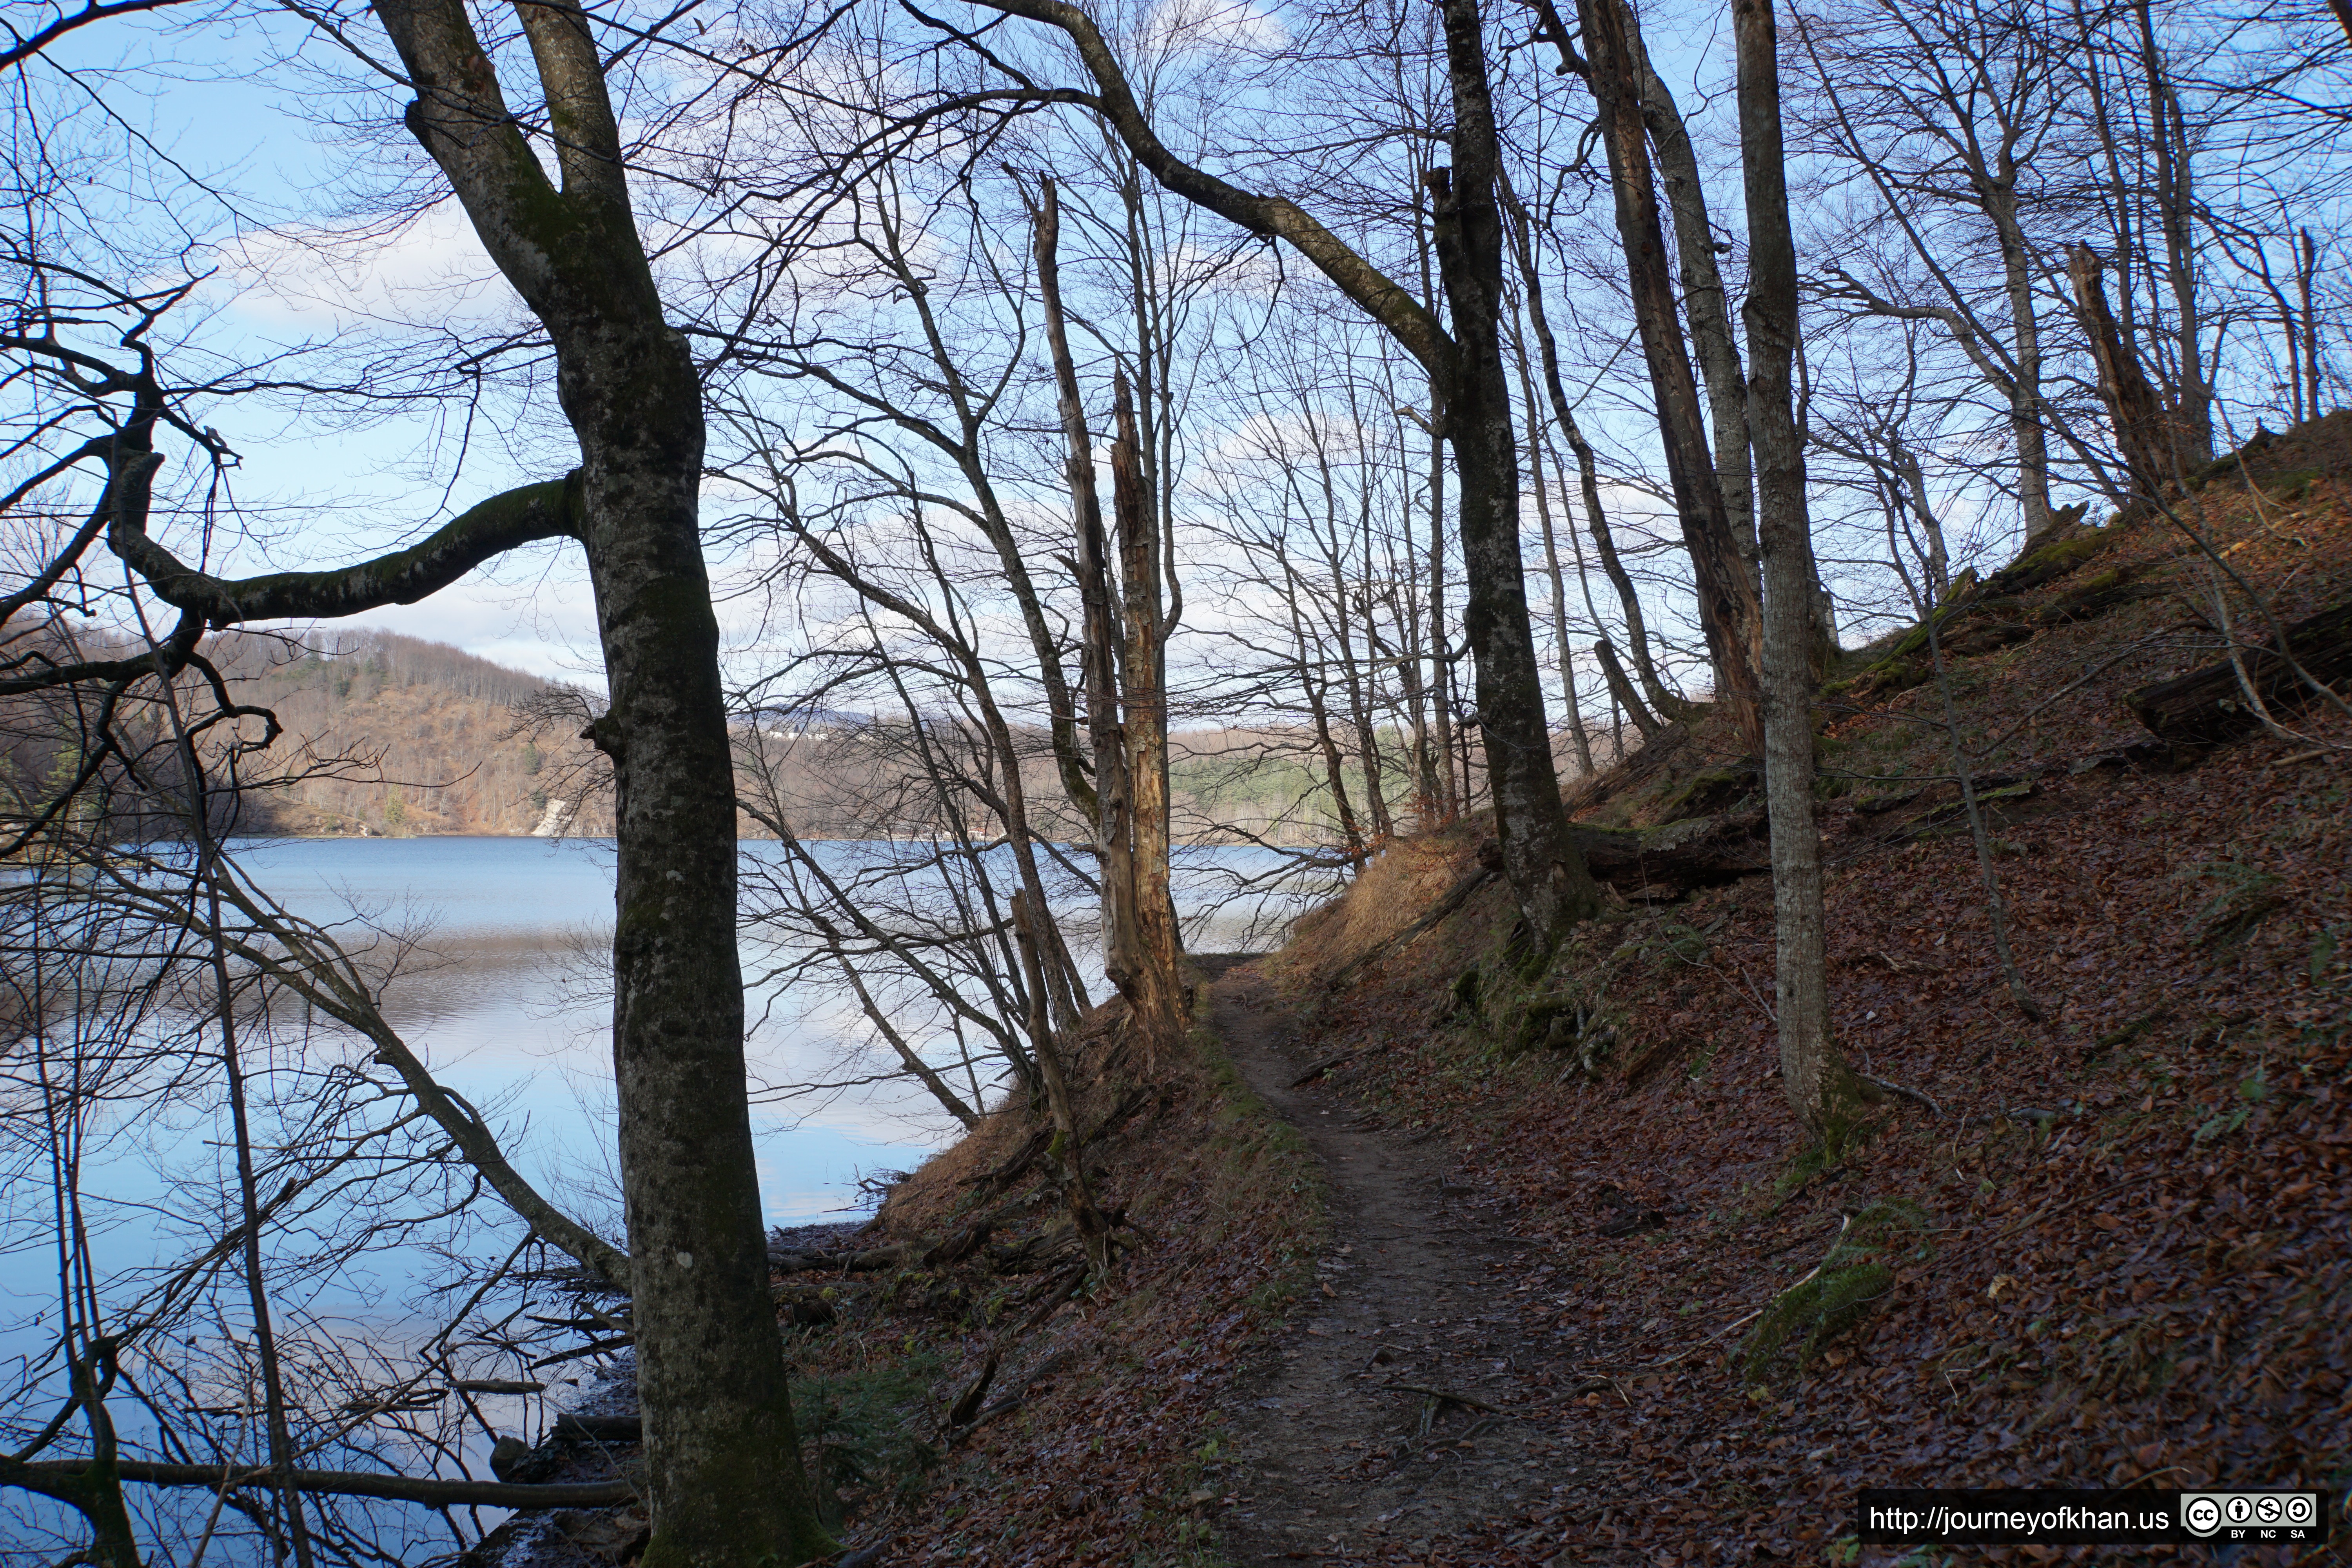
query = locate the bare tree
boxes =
[955,0,1604,945]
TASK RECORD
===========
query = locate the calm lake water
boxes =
[225,835,1318,1225]
[238,835,938,1228]
[0,835,1321,1563]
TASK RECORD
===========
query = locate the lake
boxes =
[225,834,1319,1225]
[0,834,1324,1563]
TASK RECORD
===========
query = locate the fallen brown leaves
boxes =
[789,440,2351,1567]
[1229,463,2352,1564]
[784,1007,1328,1565]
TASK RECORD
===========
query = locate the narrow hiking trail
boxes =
[1201,960,1584,1566]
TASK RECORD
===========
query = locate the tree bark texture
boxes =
[1033,184,1139,1000]
[2068,243,2171,493]
[1992,191,2059,546]
[1432,0,1603,946]
[2127,599,2352,744]
[1424,410,1461,821]
[1632,26,1757,567]
[1112,374,1186,1058]
[1735,0,1845,1137]
[374,5,838,1560]
[1571,0,1764,744]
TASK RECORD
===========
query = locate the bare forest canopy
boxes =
[4,0,2351,1560]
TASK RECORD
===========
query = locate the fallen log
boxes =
[4,1455,634,1509]
[1567,810,1770,895]
[2127,599,2352,744]
[769,1241,918,1273]
[553,1413,642,1444]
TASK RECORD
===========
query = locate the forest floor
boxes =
[483,418,2352,1566]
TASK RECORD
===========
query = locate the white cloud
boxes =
[211,201,519,333]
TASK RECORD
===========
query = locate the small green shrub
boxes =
[792,1351,945,1523]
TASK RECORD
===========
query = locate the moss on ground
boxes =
[1739,1200,1930,1385]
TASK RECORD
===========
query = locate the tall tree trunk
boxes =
[1508,307,1595,773]
[1032,183,1140,1002]
[1323,448,1396,840]
[1424,416,1461,820]
[964,0,1604,943]
[1112,374,1185,1058]
[2300,229,2322,425]
[1500,189,1687,728]
[2069,243,2171,492]
[2136,0,2211,465]
[1986,187,2060,545]
[1410,170,1464,825]
[1631,27,1758,568]
[1560,0,1764,745]
[1432,0,1604,947]
[373,5,832,1559]
[1735,0,1849,1138]
[1336,610,1396,841]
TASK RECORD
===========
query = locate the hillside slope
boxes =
[470,423,2350,1567]
[208,631,1375,844]
[1218,423,2352,1561]
[213,630,611,838]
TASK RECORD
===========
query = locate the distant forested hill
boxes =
[212,630,613,838]
[199,631,1401,845]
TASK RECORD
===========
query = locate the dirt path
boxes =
[1200,960,1572,1565]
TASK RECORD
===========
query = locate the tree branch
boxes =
[111,473,582,626]
[962,0,1452,374]
[1,1455,633,1509]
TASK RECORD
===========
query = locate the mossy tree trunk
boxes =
[379,4,833,1560]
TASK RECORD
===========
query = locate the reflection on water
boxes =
[229,835,1322,1223]
[0,835,1323,1563]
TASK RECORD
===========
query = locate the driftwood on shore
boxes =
[1,1456,635,1510]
